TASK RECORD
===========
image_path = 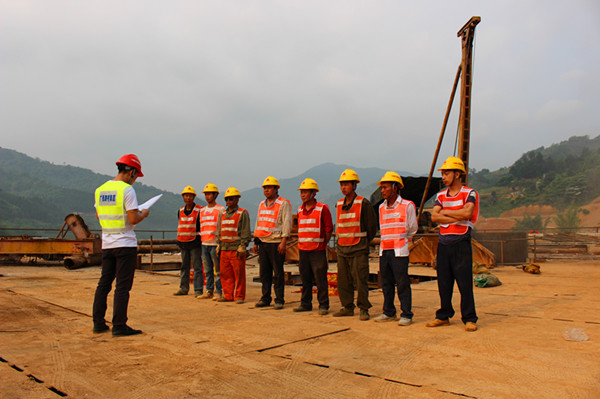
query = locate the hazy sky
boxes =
[1,1,599,193]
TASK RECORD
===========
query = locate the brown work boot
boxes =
[212,293,222,301]
[198,291,213,299]
[425,319,450,327]
[465,322,478,332]
[359,310,370,321]
[173,289,188,296]
[332,308,354,317]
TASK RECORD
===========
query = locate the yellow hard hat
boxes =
[297,178,319,192]
[438,156,466,173]
[202,183,219,194]
[338,169,360,183]
[261,176,280,187]
[377,171,404,189]
[181,185,197,196]
[224,187,241,198]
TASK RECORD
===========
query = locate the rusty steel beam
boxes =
[0,237,100,256]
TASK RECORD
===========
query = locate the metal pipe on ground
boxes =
[64,254,102,270]
[138,245,179,253]
[138,239,179,245]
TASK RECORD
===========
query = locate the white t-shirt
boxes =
[95,183,139,249]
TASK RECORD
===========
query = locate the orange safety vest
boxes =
[200,204,224,243]
[436,186,479,235]
[254,197,290,238]
[336,196,367,246]
[219,208,246,242]
[297,203,324,251]
[177,205,202,242]
[379,199,413,251]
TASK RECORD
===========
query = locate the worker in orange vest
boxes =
[428,157,479,332]
[374,172,418,326]
[174,185,204,297]
[253,176,292,310]
[197,183,225,301]
[293,178,334,315]
[333,169,377,321]
[216,187,251,303]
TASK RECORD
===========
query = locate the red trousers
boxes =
[220,250,246,301]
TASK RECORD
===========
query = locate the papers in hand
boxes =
[139,194,162,210]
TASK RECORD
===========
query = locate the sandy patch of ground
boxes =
[1,260,599,399]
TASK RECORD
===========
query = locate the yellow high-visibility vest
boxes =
[95,180,130,234]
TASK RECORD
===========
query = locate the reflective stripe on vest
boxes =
[336,196,366,246]
[437,186,479,235]
[379,199,413,251]
[200,204,224,243]
[254,197,290,238]
[297,203,324,251]
[220,208,245,242]
[177,205,202,242]
[95,180,130,235]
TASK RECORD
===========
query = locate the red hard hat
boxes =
[116,154,144,177]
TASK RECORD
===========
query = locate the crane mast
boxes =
[456,16,480,184]
[418,16,481,218]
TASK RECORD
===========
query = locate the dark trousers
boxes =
[435,238,478,324]
[336,252,371,311]
[299,250,329,310]
[380,251,413,319]
[258,242,286,305]
[92,247,137,328]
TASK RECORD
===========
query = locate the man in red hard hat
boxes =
[92,154,149,336]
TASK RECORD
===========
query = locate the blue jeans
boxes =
[202,244,221,294]
[180,246,203,293]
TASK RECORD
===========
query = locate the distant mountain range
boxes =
[0,148,189,237]
[238,162,417,216]
[2,134,599,236]
[0,148,413,237]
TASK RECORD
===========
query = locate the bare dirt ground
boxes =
[1,259,599,399]
[476,196,600,231]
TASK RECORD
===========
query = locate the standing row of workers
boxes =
[92,154,479,337]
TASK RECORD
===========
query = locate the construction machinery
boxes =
[0,214,102,269]
[408,16,496,267]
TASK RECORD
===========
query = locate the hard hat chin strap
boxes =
[128,169,136,185]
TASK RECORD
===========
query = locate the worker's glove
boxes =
[215,244,221,256]
[236,245,247,259]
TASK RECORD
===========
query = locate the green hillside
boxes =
[0,147,204,238]
[470,135,600,217]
